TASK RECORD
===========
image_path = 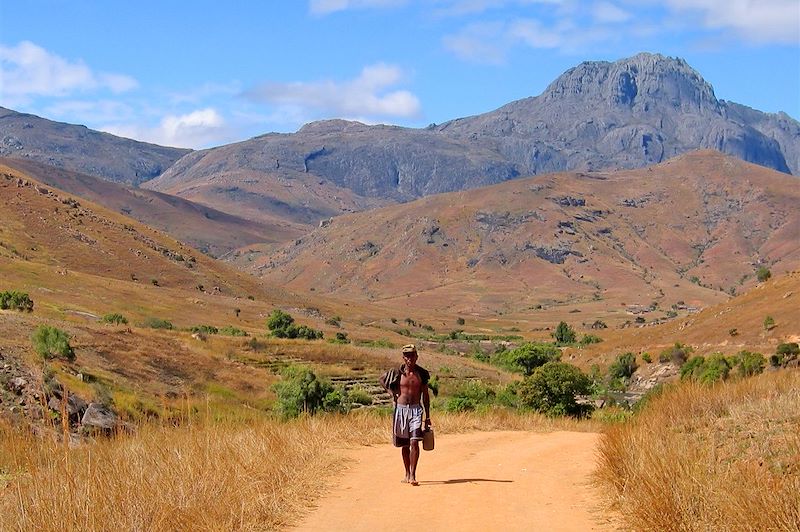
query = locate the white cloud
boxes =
[592,2,631,24]
[244,63,421,121]
[663,0,799,44]
[43,99,135,124]
[102,108,227,149]
[309,0,407,15]
[0,41,138,101]
[443,22,510,63]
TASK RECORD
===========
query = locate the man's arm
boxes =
[422,384,431,426]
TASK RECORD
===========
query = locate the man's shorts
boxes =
[393,404,424,447]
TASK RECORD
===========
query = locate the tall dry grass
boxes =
[0,407,589,531]
[596,370,800,531]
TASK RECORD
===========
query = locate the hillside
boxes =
[144,53,798,228]
[0,157,305,257]
[0,107,189,185]
[247,151,800,328]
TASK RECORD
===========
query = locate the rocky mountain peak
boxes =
[542,52,719,112]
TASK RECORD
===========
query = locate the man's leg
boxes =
[402,445,411,482]
[409,440,420,485]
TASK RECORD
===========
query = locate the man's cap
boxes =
[401,344,417,355]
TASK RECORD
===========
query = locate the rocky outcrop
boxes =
[0,107,189,185]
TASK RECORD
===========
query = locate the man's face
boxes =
[403,352,418,368]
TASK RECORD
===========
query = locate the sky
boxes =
[1,0,798,149]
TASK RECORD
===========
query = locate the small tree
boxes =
[518,362,592,417]
[735,351,766,377]
[553,321,576,345]
[496,343,561,376]
[271,366,335,418]
[267,309,295,332]
[608,352,638,380]
[756,266,772,283]
[763,315,776,331]
[32,325,75,362]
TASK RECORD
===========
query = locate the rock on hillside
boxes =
[146,53,798,228]
[0,107,190,186]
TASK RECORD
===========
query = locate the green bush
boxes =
[681,354,731,384]
[101,313,128,325]
[552,321,576,345]
[271,365,335,418]
[32,325,75,362]
[518,362,592,417]
[492,342,561,375]
[0,290,33,312]
[772,342,800,367]
[445,381,495,412]
[756,266,772,282]
[608,352,638,380]
[219,325,248,337]
[641,353,652,363]
[190,324,218,335]
[735,351,766,377]
[346,386,373,406]
[143,317,174,330]
[328,332,350,344]
[579,334,603,345]
[763,315,776,330]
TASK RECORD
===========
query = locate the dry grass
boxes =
[596,369,800,531]
[0,409,594,531]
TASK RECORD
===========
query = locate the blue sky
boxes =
[1,0,798,149]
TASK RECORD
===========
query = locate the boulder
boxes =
[81,403,118,432]
[48,392,88,420]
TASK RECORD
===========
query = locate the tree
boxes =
[32,325,75,362]
[763,315,776,330]
[507,343,561,376]
[735,351,765,377]
[0,291,33,312]
[101,313,128,325]
[267,309,295,332]
[608,352,638,380]
[518,362,592,417]
[267,310,322,339]
[553,321,576,345]
[756,266,772,283]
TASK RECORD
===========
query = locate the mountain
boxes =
[0,107,189,186]
[0,157,304,257]
[144,53,799,228]
[243,151,800,324]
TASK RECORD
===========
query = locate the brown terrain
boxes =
[244,151,799,331]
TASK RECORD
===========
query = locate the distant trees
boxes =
[493,342,561,376]
[266,310,323,340]
[0,290,33,312]
[32,325,75,362]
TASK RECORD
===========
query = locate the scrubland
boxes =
[597,369,800,531]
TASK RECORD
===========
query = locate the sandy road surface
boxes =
[292,431,619,532]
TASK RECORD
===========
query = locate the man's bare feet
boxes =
[410,479,419,486]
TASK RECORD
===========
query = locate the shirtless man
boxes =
[380,344,431,486]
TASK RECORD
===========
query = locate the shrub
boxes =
[32,325,75,362]
[190,325,218,335]
[271,366,334,418]
[456,317,465,325]
[659,342,692,365]
[328,332,350,344]
[445,381,495,412]
[518,362,592,417]
[680,356,706,380]
[735,351,766,377]
[325,316,341,327]
[681,354,731,384]
[143,317,174,330]
[0,290,34,312]
[267,309,294,331]
[641,353,652,363]
[608,352,638,380]
[591,320,608,329]
[552,321,576,345]
[773,342,800,367]
[101,313,128,325]
[219,326,248,337]
[763,316,775,331]
[756,266,772,282]
[346,386,373,406]
[579,334,603,345]
[492,342,560,375]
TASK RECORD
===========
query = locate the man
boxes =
[379,344,431,486]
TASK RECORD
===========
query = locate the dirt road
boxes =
[292,430,618,531]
